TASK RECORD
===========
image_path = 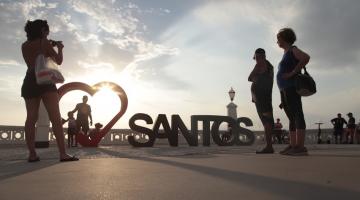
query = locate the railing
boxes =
[0,125,335,145]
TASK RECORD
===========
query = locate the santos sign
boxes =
[58,82,255,147]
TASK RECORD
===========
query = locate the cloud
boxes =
[0,59,21,66]
[74,32,103,45]
[77,61,115,71]
[69,0,139,37]
[123,43,179,80]
[66,0,181,83]
[292,0,360,71]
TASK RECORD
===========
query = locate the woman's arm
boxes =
[283,47,310,79]
[44,39,64,65]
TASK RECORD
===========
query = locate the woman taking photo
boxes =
[276,28,310,156]
[21,19,78,162]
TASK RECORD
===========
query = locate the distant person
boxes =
[21,19,78,162]
[71,95,93,135]
[274,118,283,144]
[89,123,103,140]
[221,125,232,143]
[356,120,360,144]
[63,112,78,147]
[248,48,275,154]
[331,113,347,144]
[276,28,310,156]
[346,113,356,144]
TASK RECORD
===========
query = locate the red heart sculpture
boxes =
[58,82,128,147]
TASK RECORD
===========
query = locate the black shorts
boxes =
[77,118,89,131]
[21,69,57,99]
[347,125,356,129]
[68,127,78,135]
[334,129,343,135]
[280,87,306,131]
[254,89,274,126]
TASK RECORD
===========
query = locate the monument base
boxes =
[35,141,49,148]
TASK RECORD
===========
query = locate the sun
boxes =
[90,86,121,126]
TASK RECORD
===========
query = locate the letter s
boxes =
[236,117,255,146]
[128,113,155,147]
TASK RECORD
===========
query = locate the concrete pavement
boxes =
[1,145,360,200]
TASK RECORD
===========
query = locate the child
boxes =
[89,123,103,140]
[63,112,78,147]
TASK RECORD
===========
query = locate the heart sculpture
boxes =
[58,82,128,147]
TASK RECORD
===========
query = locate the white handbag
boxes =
[35,39,64,85]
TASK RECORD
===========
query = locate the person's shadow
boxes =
[96,147,360,200]
[0,159,58,181]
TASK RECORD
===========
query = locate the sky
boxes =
[0,0,359,130]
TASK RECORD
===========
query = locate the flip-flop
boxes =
[28,156,40,163]
[60,156,79,162]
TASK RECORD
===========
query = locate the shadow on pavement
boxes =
[0,160,59,181]
[98,147,360,200]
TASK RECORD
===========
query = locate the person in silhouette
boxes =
[71,95,93,135]
[248,48,275,154]
[89,123,103,140]
[356,120,360,144]
[346,112,355,144]
[276,28,310,156]
[274,118,284,144]
[331,113,347,144]
[21,19,78,162]
[63,112,78,147]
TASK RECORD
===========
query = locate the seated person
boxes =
[273,118,283,143]
[89,123,103,140]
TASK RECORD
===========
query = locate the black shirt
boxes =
[331,117,347,130]
[347,117,356,129]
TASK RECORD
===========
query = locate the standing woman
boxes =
[276,28,310,156]
[248,48,275,154]
[21,19,78,162]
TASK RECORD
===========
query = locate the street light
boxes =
[315,122,324,144]
[228,87,235,102]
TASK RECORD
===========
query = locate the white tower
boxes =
[35,100,50,148]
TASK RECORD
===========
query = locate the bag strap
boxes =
[291,47,310,76]
[303,66,309,75]
[39,38,45,55]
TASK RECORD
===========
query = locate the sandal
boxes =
[60,156,79,162]
[28,156,40,163]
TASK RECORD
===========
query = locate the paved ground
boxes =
[0,144,360,200]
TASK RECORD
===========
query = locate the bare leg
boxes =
[24,97,41,160]
[349,129,354,144]
[67,135,70,148]
[70,135,74,146]
[41,92,72,159]
[264,123,273,148]
[289,131,296,147]
[296,129,306,147]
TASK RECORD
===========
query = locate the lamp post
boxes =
[228,87,235,102]
[227,87,237,119]
[315,122,323,144]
